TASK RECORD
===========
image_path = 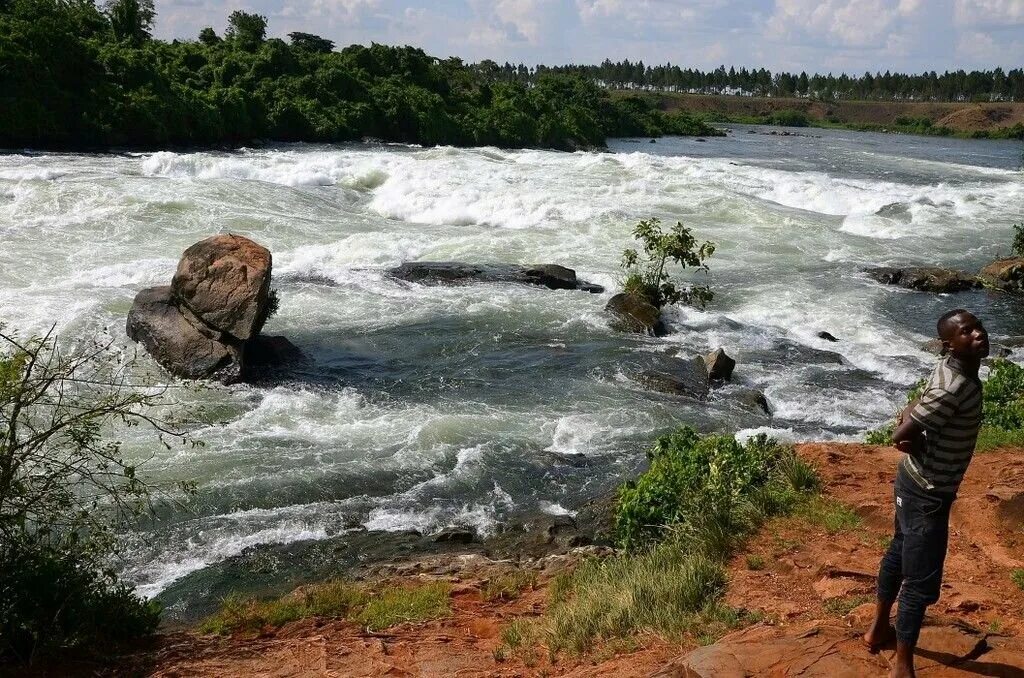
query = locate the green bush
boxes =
[620,218,715,310]
[866,360,1024,451]
[0,329,192,664]
[769,109,809,127]
[615,428,814,550]
[1013,223,1024,258]
[1,535,160,662]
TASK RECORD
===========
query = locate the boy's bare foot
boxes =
[862,623,897,652]
[892,641,916,678]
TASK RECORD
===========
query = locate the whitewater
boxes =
[1,125,1021,616]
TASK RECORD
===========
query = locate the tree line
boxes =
[480,59,1024,103]
[0,0,714,151]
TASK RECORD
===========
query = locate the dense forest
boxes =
[0,0,715,150]
[505,60,1024,103]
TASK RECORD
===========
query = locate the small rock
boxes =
[734,388,771,415]
[979,256,1024,291]
[605,292,667,336]
[637,357,709,400]
[817,331,839,342]
[704,348,736,381]
[863,266,982,293]
[432,527,476,544]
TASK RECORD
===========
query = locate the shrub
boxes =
[0,328,193,664]
[866,360,1024,450]
[614,429,814,549]
[1013,223,1024,257]
[769,109,809,127]
[1012,569,1024,591]
[620,217,715,309]
[481,570,538,602]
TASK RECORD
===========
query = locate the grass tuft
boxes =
[796,496,862,534]
[1012,569,1024,591]
[482,570,538,602]
[745,554,766,571]
[199,579,448,636]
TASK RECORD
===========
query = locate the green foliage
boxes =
[0,4,718,150]
[823,594,872,615]
[795,496,862,534]
[769,109,809,127]
[481,570,537,602]
[620,218,715,310]
[1012,569,1024,591]
[0,329,193,664]
[200,579,450,635]
[866,360,1024,451]
[615,429,814,550]
[745,554,765,570]
[1013,223,1024,258]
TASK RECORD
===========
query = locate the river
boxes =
[1,125,1021,617]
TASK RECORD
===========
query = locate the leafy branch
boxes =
[621,218,716,309]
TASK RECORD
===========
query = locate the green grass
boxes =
[823,595,872,616]
[796,496,863,534]
[495,428,819,656]
[745,554,766,570]
[482,570,538,602]
[198,579,450,635]
[1012,569,1024,591]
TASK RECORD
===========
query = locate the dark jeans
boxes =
[876,466,955,645]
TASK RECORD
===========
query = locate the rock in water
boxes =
[863,266,981,293]
[817,331,839,342]
[127,235,300,383]
[126,286,242,382]
[637,357,709,400]
[605,292,667,336]
[704,348,735,381]
[979,256,1024,291]
[172,234,272,340]
[387,261,604,293]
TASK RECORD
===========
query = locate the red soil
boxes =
[141,444,1024,677]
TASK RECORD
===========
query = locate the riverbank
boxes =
[101,442,1024,676]
[636,91,1024,140]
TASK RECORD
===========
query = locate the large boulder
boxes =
[979,256,1024,291]
[128,235,300,383]
[605,292,667,336]
[863,266,981,293]
[388,261,604,294]
[126,286,242,382]
[172,234,272,340]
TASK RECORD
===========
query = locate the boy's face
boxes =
[942,312,989,360]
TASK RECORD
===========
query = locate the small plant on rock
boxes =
[621,217,715,309]
[1013,223,1024,257]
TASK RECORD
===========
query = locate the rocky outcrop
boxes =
[605,292,667,336]
[864,266,982,293]
[652,621,1024,678]
[637,357,710,400]
[703,348,735,381]
[127,234,300,383]
[734,388,771,415]
[979,256,1024,291]
[388,261,604,293]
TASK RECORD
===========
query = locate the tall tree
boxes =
[106,0,154,44]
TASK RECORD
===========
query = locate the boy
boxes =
[863,309,988,678]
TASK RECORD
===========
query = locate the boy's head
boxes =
[937,309,989,360]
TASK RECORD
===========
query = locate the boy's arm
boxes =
[893,399,925,454]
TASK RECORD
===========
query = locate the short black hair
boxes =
[937,308,969,338]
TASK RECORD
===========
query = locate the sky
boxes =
[153,0,1024,74]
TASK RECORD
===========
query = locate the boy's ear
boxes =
[940,340,950,355]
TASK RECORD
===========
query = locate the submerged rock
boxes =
[817,331,839,342]
[127,235,301,383]
[605,292,667,336]
[979,256,1024,291]
[733,388,772,416]
[863,266,981,293]
[388,261,604,293]
[637,357,709,400]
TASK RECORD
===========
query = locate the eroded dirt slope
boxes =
[141,444,1024,677]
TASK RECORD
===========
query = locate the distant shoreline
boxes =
[641,91,1024,140]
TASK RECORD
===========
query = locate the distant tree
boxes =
[226,10,267,51]
[288,31,333,53]
[105,0,154,44]
[198,26,220,46]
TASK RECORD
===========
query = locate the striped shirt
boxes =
[902,355,983,495]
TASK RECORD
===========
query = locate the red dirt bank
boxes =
[145,444,1024,677]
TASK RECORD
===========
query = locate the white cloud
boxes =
[954,0,1024,26]
[765,0,924,48]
